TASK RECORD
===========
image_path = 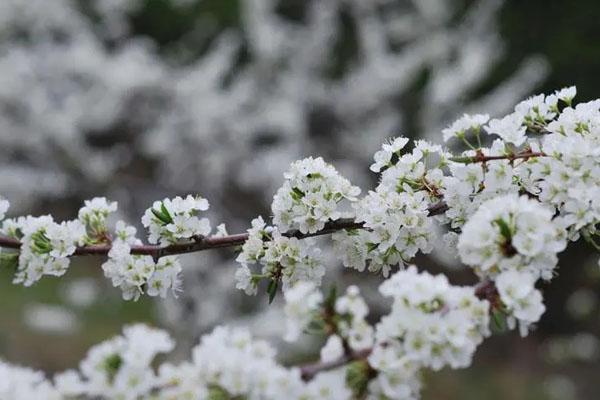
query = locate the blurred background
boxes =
[0,0,599,398]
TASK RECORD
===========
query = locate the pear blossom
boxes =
[102,221,182,300]
[272,157,360,234]
[320,335,344,363]
[78,197,117,242]
[0,360,61,400]
[458,194,566,281]
[283,282,323,342]
[0,198,8,221]
[141,195,211,245]
[334,189,435,277]
[442,113,489,142]
[235,217,324,295]
[370,137,410,172]
[486,112,527,146]
[374,266,490,371]
[495,270,545,336]
[6,215,86,286]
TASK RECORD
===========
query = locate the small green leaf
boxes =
[160,203,174,223]
[491,310,507,333]
[151,207,171,225]
[291,187,305,201]
[493,218,512,241]
[267,279,278,304]
[366,242,379,252]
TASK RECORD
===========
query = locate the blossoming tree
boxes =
[1,86,598,399]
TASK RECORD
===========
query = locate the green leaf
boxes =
[267,279,278,304]
[491,309,507,333]
[151,207,171,225]
[160,203,174,223]
[493,218,512,240]
[366,242,379,252]
[290,187,305,201]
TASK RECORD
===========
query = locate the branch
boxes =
[449,150,545,164]
[300,348,372,381]
[0,201,449,260]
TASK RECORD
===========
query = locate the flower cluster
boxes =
[442,113,489,143]
[235,217,324,296]
[370,137,410,173]
[54,324,175,398]
[495,270,545,336]
[0,359,61,399]
[334,286,374,352]
[517,97,600,239]
[333,189,435,277]
[102,222,182,301]
[2,216,85,286]
[458,194,566,281]
[283,282,375,355]
[161,325,352,400]
[442,140,518,229]
[141,195,211,245]
[283,282,323,342]
[78,197,117,244]
[458,194,566,334]
[369,267,490,399]
[272,157,360,234]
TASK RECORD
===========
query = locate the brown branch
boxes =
[300,348,372,381]
[0,201,449,260]
[449,151,545,164]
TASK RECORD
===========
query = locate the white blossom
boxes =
[486,112,527,146]
[235,217,324,295]
[458,194,566,281]
[495,270,545,336]
[442,113,489,142]
[374,266,490,372]
[272,157,360,234]
[370,137,410,172]
[141,195,211,245]
[102,221,182,300]
[0,198,8,221]
[283,282,323,342]
[320,335,344,363]
[0,360,61,400]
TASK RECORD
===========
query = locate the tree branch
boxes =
[449,151,545,164]
[0,201,449,260]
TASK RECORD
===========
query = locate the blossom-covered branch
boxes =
[3,86,600,399]
[0,203,451,258]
